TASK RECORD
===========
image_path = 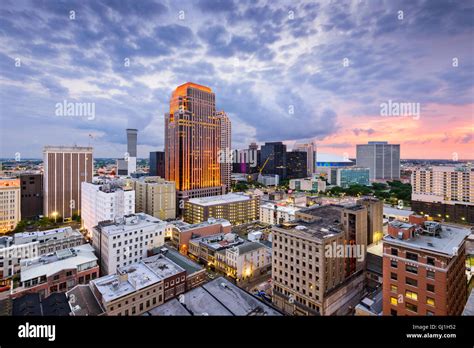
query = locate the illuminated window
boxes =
[426,297,435,306]
[390,297,398,306]
[405,290,418,301]
[390,284,398,292]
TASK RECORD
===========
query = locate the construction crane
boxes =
[257,153,273,181]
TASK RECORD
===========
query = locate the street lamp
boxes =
[52,211,58,224]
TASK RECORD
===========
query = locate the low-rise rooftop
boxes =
[384,222,471,256]
[146,277,281,316]
[95,213,165,236]
[20,244,97,282]
[187,193,254,206]
[278,205,344,240]
[91,254,184,303]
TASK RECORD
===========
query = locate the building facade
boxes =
[0,178,21,233]
[149,151,165,178]
[90,254,186,316]
[167,218,232,254]
[356,141,400,181]
[92,213,166,275]
[336,167,370,188]
[0,227,85,282]
[165,82,224,205]
[132,176,176,220]
[286,151,307,179]
[357,197,384,245]
[81,181,135,235]
[260,142,287,179]
[271,205,368,315]
[19,173,43,220]
[294,142,317,176]
[382,217,470,316]
[411,166,474,223]
[217,111,231,193]
[43,146,93,220]
[13,244,99,300]
[183,193,259,225]
[259,202,300,225]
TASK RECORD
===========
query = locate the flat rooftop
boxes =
[384,223,472,256]
[278,205,344,240]
[156,247,203,275]
[96,213,165,236]
[383,206,414,217]
[92,254,184,303]
[146,277,281,316]
[192,233,244,251]
[67,285,104,316]
[14,226,82,244]
[260,202,300,214]
[188,193,253,206]
[20,244,97,282]
[177,218,231,232]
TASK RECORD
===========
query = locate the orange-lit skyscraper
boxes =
[165,82,225,205]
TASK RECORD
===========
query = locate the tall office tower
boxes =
[260,142,287,179]
[81,181,135,234]
[356,141,400,181]
[217,111,231,192]
[357,197,383,245]
[132,176,176,220]
[126,128,138,175]
[0,178,21,233]
[165,82,224,205]
[382,216,470,316]
[19,173,43,219]
[149,151,165,178]
[43,146,93,220]
[411,165,474,223]
[286,151,307,179]
[294,142,317,176]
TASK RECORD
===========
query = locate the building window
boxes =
[390,260,398,268]
[405,290,418,301]
[391,248,398,256]
[406,265,418,274]
[427,257,435,266]
[390,309,397,316]
[426,298,435,306]
[390,297,398,306]
[406,277,418,287]
[390,272,397,280]
[426,284,435,292]
[405,302,417,313]
[406,252,418,261]
[390,284,397,293]
[426,270,435,279]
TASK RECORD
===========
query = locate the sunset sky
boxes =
[0,0,472,159]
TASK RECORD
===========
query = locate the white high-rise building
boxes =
[81,181,135,235]
[92,213,166,275]
[412,166,474,205]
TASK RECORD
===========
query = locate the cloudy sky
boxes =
[0,0,473,159]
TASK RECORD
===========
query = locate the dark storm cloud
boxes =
[0,0,472,157]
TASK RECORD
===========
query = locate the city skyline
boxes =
[0,0,472,160]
